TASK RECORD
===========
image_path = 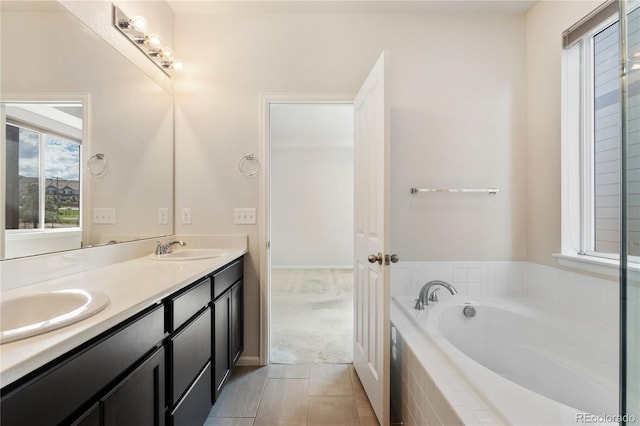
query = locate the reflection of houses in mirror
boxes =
[13,176,80,230]
[18,176,80,207]
[45,178,80,206]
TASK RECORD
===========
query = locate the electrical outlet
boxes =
[234,208,256,225]
[181,208,192,225]
[158,208,169,225]
[93,208,115,224]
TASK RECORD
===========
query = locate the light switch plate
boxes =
[181,208,192,225]
[234,208,256,225]
[158,208,169,225]
[93,208,115,224]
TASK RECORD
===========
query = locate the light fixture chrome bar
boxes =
[113,5,174,77]
[410,187,499,195]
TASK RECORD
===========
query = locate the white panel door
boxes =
[353,52,390,426]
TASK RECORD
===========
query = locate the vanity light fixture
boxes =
[113,5,182,77]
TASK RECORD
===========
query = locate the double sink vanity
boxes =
[1,3,246,424]
[0,241,246,426]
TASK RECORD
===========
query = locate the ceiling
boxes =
[167,0,538,15]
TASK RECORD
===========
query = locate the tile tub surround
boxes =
[390,315,502,426]
[0,243,247,386]
[391,261,618,328]
[390,261,620,426]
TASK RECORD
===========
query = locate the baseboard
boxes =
[271,266,354,270]
[236,355,261,366]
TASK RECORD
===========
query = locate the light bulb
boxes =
[147,33,161,48]
[130,15,147,32]
[160,47,173,58]
[171,59,183,70]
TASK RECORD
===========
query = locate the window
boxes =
[5,121,81,231]
[561,1,640,273]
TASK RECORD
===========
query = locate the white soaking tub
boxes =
[392,295,619,425]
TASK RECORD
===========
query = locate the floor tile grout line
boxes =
[252,367,270,422]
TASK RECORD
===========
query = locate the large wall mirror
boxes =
[0,1,174,259]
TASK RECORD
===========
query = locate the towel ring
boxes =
[88,153,108,176]
[238,153,260,177]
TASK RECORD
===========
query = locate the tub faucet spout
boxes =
[415,280,457,310]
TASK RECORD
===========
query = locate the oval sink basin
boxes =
[148,248,228,261]
[0,289,110,344]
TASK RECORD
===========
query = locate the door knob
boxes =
[368,253,383,264]
[387,254,399,264]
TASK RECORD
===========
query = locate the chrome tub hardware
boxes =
[410,187,499,195]
[463,303,477,318]
[414,280,457,310]
[155,240,186,255]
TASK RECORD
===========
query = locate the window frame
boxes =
[5,120,82,234]
[559,5,640,276]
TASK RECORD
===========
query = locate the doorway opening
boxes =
[266,101,355,364]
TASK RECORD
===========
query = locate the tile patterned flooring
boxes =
[205,364,380,426]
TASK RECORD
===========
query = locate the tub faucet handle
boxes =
[414,298,424,310]
[428,288,440,303]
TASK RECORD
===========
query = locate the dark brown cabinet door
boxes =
[101,347,165,426]
[168,307,212,405]
[169,362,212,426]
[230,281,244,366]
[71,402,100,426]
[213,292,230,400]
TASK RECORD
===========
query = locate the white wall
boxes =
[174,7,528,362]
[525,0,605,268]
[270,104,353,268]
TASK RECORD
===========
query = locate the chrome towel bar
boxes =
[410,187,499,195]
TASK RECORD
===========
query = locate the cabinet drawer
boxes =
[169,362,212,426]
[213,259,243,299]
[167,277,211,332]
[168,307,211,405]
[1,304,164,426]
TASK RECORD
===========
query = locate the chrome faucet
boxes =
[155,240,186,255]
[414,280,457,310]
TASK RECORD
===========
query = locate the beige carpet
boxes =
[270,269,354,364]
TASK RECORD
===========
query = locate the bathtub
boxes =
[391,295,619,425]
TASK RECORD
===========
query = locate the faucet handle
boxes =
[428,288,440,303]
[414,299,424,310]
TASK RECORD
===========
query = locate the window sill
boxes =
[553,253,640,278]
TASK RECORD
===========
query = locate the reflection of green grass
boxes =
[58,208,79,218]
[58,208,79,225]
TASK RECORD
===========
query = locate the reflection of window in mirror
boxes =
[3,102,83,258]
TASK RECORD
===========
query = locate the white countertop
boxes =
[0,249,246,387]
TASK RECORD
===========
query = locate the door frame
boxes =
[259,93,356,365]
